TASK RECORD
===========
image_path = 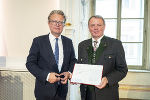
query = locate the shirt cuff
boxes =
[46,73,51,81]
[68,71,72,74]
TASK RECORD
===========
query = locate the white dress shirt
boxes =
[46,33,64,81]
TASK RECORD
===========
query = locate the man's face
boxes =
[88,17,105,40]
[48,14,65,37]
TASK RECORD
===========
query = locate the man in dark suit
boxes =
[78,15,128,100]
[26,10,76,100]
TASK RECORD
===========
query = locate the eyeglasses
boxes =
[49,20,65,26]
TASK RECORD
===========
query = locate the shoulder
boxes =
[103,36,123,49]
[61,35,72,41]
[33,34,49,40]
[61,35,72,42]
[79,39,91,47]
[104,36,122,44]
[31,34,49,45]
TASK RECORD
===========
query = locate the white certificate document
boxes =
[71,64,103,85]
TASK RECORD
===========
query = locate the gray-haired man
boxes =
[26,10,76,100]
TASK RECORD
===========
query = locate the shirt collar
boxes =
[92,35,104,44]
[49,32,61,41]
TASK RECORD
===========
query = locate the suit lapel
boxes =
[86,39,93,64]
[95,36,108,63]
[45,34,59,72]
[61,36,67,70]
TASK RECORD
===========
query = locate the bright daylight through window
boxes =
[96,0,145,69]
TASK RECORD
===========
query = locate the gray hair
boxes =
[88,15,105,25]
[48,10,66,23]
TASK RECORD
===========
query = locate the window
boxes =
[95,0,148,70]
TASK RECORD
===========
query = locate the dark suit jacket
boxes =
[78,36,128,100]
[26,34,76,99]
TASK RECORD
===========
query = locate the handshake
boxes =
[48,72,72,84]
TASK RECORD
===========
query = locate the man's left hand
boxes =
[95,77,108,89]
[60,72,70,84]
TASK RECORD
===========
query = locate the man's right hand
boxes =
[48,72,60,83]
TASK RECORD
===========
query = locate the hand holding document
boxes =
[71,64,103,85]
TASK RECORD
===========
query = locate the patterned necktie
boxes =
[92,40,98,64]
[93,40,98,51]
[55,38,59,65]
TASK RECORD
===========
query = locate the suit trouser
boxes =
[86,85,95,100]
[36,95,65,100]
[36,94,66,100]
[36,85,66,100]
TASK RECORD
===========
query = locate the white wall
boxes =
[1,0,60,67]
[1,0,90,68]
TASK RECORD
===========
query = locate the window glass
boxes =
[121,19,143,42]
[104,19,117,38]
[95,0,145,69]
[122,0,144,18]
[123,43,142,66]
[96,0,117,18]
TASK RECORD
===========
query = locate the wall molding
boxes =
[119,84,150,92]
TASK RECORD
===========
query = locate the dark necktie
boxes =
[55,38,59,65]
